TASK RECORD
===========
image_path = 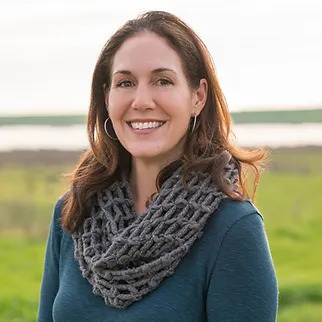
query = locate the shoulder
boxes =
[199,198,266,270]
[53,194,65,219]
[203,198,263,239]
[53,195,64,218]
[217,197,262,221]
[49,194,67,237]
[204,199,278,320]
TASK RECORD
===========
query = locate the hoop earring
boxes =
[190,115,197,134]
[104,118,118,140]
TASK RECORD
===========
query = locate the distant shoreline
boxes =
[1,146,322,167]
[1,108,322,125]
[0,149,84,166]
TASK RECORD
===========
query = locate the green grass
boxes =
[0,238,44,322]
[0,148,322,320]
[0,165,71,239]
[257,172,322,317]
[0,165,70,321]
[278,302,322,322]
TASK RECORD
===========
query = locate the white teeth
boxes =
[130,121,164,129]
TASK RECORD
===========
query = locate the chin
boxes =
[127,143,184,164]
[129,149,166,160]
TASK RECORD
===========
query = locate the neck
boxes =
[130,158,162,215]
[129,140,186,215]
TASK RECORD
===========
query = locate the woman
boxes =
[38,11,278,321]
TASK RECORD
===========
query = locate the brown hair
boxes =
[61,11,267,233]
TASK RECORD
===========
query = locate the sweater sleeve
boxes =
[37,199,63,322]
[206,213,278,322]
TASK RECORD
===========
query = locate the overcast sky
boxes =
[1,0,322,116]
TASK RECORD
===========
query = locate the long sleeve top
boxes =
[38,197,278,321]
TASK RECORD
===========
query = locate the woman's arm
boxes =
[206,213,278,321]
[37,199,63,322]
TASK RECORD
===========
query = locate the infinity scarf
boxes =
[73,160,238,309]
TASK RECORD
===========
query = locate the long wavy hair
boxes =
[61,11,267,233]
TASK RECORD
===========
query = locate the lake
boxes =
[1,123,322,151]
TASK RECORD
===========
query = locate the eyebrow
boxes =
[113,68,177,76]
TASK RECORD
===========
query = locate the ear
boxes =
[192,78,208,116]
[103,84,109,112]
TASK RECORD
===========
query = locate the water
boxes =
[0,125,88,151]
[1,123,322,151]
[232,123,322,147]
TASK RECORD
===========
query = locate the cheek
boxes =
[164,91,194,115]
[169,104,193,124]
[108,99,127,123]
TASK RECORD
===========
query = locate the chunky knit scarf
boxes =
[73,160,238,309]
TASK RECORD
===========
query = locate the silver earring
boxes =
[104,118,118,140]
[191,115,197,134]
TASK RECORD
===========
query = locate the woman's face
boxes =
[105,32,207,164]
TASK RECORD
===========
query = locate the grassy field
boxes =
[1,148,322,321]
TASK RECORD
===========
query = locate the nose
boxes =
[131,83,156,111]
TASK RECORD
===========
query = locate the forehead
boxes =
[111,32,184,74]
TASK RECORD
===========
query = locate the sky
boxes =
[1,0,322,116]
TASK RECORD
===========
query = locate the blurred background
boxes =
[1,0,322,321]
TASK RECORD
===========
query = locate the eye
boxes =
[155,78,173,86]
[117,80,135,88]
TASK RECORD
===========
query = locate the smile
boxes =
[128,121,165,130]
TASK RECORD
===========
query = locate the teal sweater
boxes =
[38,198,278,321]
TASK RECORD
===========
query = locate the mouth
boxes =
[127,121,166,130]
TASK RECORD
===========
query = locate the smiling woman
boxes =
[105,32,207,191]
[38,11,278,322]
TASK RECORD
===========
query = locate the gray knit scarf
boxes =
[73,160,238,309]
